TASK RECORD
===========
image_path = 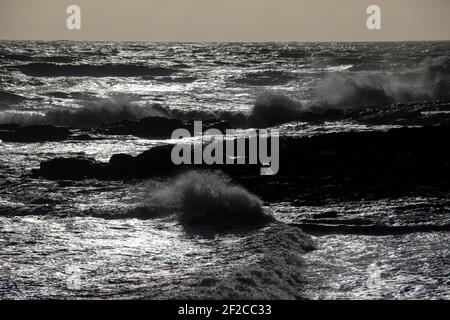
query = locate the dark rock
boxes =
[202,119,233,132]
[32,124,450,205]
[297,101,450,126]
[134,144,178,174]
[109,153,135,167]
[108,153,136,177]
[0,124,70,142]
[0,124,22,131]
[34,144,180,180]
[248,124,450,203]
[38,157,103,180]
[98,116,185,139]
[345,101,450,126]
[98,116,233,139]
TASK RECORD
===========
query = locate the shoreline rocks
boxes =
[32,124,450,203]
[96,117,232,139]
[0,124,70,142]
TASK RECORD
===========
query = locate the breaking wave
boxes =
[166,91,305,128]
[143,171,275,231]
[0,97,170,128]
[167,224,315,299]
[250,91,305,127]
[169,56,449,127]
[2,56,447,130]
[312,56,450,109]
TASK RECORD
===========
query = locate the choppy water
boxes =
[0,41,449,299]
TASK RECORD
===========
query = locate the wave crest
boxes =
[251,91,304,127]
[312,55,450,109]
[167,224,315,299]
[150,171,275,231]
[0,97,170,128]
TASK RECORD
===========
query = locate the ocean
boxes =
[0,41,449,299]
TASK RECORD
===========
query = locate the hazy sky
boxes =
[0,0,449,41]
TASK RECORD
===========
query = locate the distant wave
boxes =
[0,96,170,128]
[234,70,296,86]
[312,56,450,109]
[14,63,177,78]
[170,56,450,127]
[1,53,33,62]
[2,56,448,130]
[230,56,450,127]
[164,91,305,128]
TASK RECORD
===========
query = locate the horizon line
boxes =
[1,38,450,43]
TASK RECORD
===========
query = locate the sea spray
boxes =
[0,96,169,128]
[312,55,450,109]
[2,56,447,129]
[149,171,275,230]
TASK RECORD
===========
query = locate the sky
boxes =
[0,0,449,42]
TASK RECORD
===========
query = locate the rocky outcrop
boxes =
[97,117,185,139]
[38,157,106,180]
[0,117,233,142]
[299,100,450,126]
[0,124,70,142]
[97,117,232,139]
[260,123,450,204]
[32,124,450,203]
